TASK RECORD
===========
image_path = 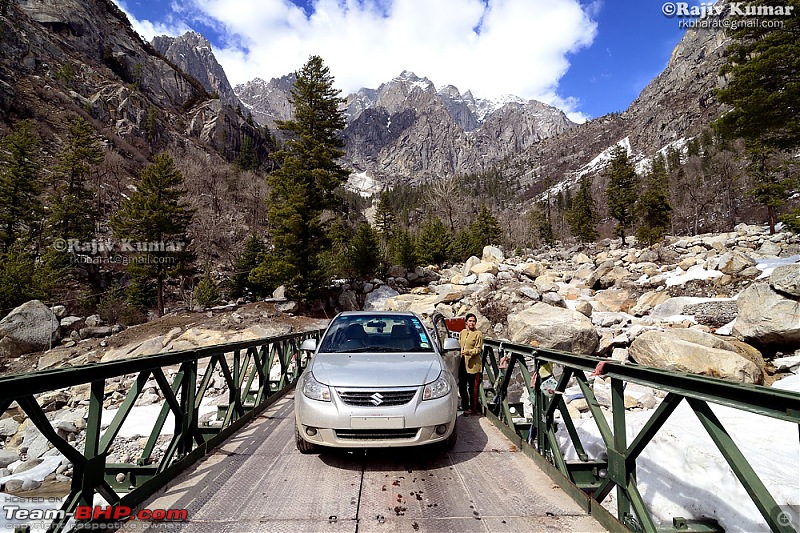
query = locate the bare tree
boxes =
[426,176,461,231]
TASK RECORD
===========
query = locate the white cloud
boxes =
[114,0,597,118]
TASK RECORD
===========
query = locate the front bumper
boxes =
[295,386,457,448]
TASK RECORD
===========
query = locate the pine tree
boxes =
[567,176,599,243]
[529,201,555,247]
[389,230,417,270]
[470,205,502,247]
[604,144,639,244]
[48,117,103,243]
[346,223,381,280]
[374,192,398,245]
[253,55,348,303]
[636,156,673,245]
[235,136,258,172]
[715,2,800,233]
[415,216,451,266]
[110,153,196,316]
[715,1,800,152]
[449,229,481,263]
[194,267,220,309]
[230,233,269,299]
[0,120,44,252]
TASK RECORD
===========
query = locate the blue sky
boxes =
[113,0,698,122]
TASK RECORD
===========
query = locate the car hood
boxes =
[310,352,444,388]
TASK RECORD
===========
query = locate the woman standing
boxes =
[458,313,483,415]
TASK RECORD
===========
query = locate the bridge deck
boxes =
[122,393,605,532]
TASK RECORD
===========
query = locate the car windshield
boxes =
[318,314,435,353]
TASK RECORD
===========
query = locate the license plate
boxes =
[350,416,404,429]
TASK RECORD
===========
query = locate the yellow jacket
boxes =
[459,328,484,374]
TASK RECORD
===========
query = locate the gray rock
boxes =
[338,290,359,311]
[507,302,599,354]
[629,329,762,383]
[60,316,85,331]
[0,449,19,468]
[682,300,738,328]
[0,417,20,437]
[541,292,567,308]
[79,326,114,339]
[275,300,300,314]
[84,314,104,327]
[733,282,800,349]
[770,263,800,297]
[363,285,401,311]
[0,300,60,357]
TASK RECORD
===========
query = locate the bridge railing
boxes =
[479,338,800,533]
[0,328,322,533]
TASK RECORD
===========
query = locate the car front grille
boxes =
[337,388,417,407]
[335,428,419,440]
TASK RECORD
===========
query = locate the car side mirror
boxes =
[443,338,460,351]
[300,338,317,351]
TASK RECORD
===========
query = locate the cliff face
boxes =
[1,0,269,168]
[236,70,576,186]
[506,23,730,196]
[152,32,240,109]
[2,0,731,201]
[233,20,728,191]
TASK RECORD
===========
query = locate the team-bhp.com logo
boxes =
[4,504,187,528]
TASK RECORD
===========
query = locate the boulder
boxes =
[482,246,504,263]
[593,288,635,313]
[0,300,60,357]
[470,262,499,276]
[770,263,800,297]
[733,281,800,350]
[363,285,401,311]
[630,291,671,316]
[718,251,756,275]
[514,261,544,279]
[338,290,359,311]
[507,303,599,354]
[629,329,762,383]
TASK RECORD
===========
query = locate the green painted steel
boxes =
[4,320,799,533]
[476,336,800,533]
[1,330,322,533]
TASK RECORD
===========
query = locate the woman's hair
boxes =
[465,313,477,321]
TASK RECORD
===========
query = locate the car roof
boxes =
[336,311,417,317]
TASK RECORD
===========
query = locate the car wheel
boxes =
[295,424,317,454]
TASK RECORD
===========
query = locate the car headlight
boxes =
[302,373,331,402]
[423,373,451,400]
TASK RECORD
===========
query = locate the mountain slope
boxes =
[152,32,240,109]
[0,0,269,171]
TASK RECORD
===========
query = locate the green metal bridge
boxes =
[0,321,798,532]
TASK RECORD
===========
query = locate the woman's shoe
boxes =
[463,409,473,416]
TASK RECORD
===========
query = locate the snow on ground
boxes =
[2,374,798,532]
[755,254,800,279]
[557,373,800,532]
[346,171,383,197]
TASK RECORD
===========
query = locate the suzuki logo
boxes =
[370,393,384,406]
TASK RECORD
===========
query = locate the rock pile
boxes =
[372,223,800,384]
[1,224,799,495]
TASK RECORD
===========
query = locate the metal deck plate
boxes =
[121,396,606,532]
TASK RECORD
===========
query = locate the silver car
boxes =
[294,311,461,453]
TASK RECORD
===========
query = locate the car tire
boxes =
[295,424,317,454]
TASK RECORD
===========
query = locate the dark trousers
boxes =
[458,358,480,411]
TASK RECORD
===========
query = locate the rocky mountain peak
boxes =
[234,74,296,129]
[151,31,239,108]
